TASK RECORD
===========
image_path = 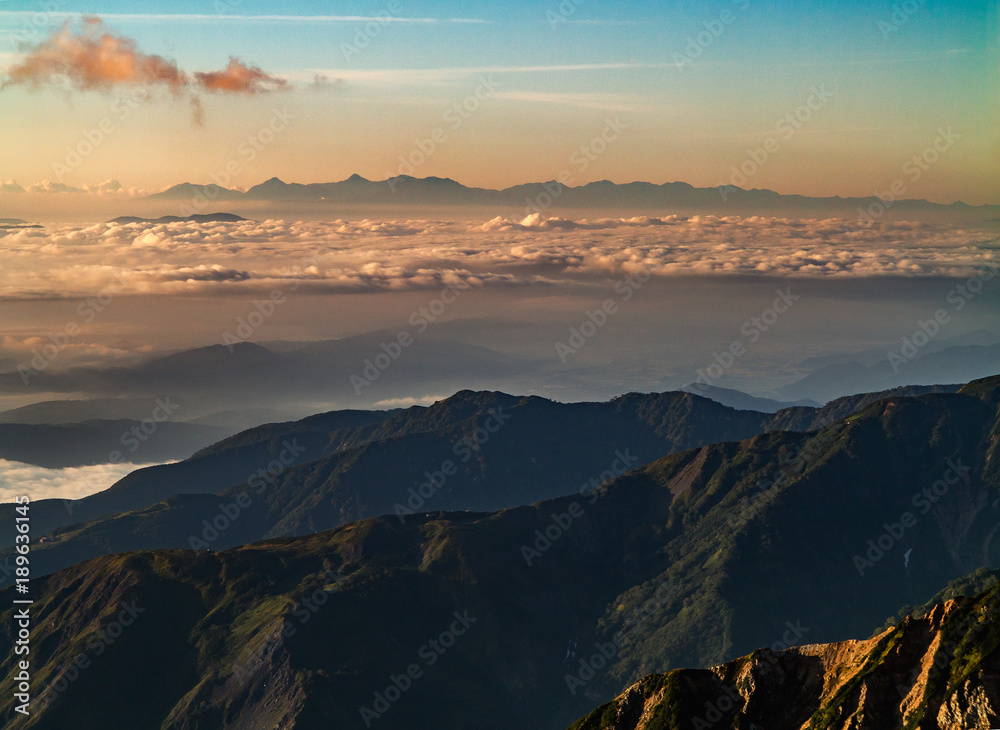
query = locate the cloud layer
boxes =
[0,458,156,503]
[0,214,995,303]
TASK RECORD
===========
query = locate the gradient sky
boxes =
[0,0,997,204]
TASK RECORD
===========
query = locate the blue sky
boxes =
[0,0,996,203]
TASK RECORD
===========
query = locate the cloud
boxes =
[481,213,675,232]
[0,215,994,301]
[3,16,187,93]
[311,73,344,91]
[10,179,147,198]
[292,62,675,86]
[0,335,152,369]
[194,57,287,93]
[86,178,123,193]
[0,11,486,24]
[2,16,287,122]
[372,395,450,408]
[0,458,161,503]
[26,180,86,194]
[490,91,657,112]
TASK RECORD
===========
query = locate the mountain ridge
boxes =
[144,175,1000,216]
[1,375,998,728]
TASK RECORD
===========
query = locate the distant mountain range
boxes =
[0,218,41,230]
[145,175,1000,217]
[680,384,820,412]
[1,375,998,729]
[0,384,957,574]
[779,341,1000,402]
[0,396,302,428]
[0,419,232,468]
[1,324,994,417]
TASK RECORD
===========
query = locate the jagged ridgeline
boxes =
[568,571,1000,730]
[0,376,998,729]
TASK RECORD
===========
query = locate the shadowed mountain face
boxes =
[0,336,529,413]
[1,376,998,730]
[0,419,233,468]
[0,385,952,583]
[568,576,1000,730]
[0,390,786,581]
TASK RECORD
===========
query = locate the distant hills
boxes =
[778,341,1000,402]
[681,384,820,412]
[107,213,247,224]
[146,175,1000,217]
[0,419,232,468]
[2,325,994,418]
[1,376,999,728]
[0,218,41,230]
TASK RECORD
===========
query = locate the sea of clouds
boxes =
[0,459,160,502]
[1,214,997,302]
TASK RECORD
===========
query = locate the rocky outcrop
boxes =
[570,586,1000,730]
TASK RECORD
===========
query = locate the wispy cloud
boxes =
[490,90,661,112]
[0,11,486,24]
[372,395,450,408]
[292,62,674,86]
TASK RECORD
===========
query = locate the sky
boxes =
[0,0,998,430]
[0,0,997,205]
